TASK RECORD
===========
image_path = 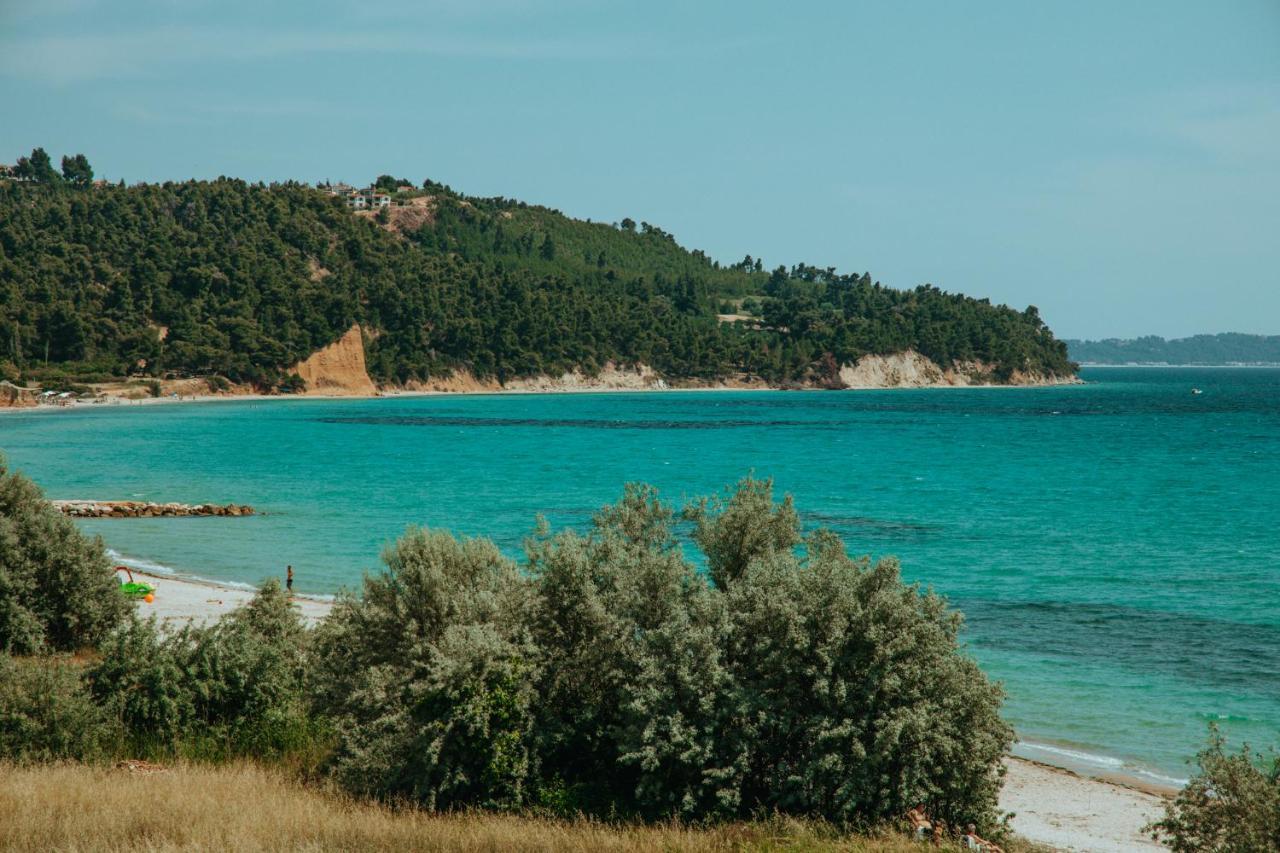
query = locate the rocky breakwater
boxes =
[53,500,254,519]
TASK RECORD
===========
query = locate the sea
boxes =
[2,366,1276,787]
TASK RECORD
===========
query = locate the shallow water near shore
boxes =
[3,367,1277,785]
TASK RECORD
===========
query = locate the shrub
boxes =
[524,483,735,818]
[310,530,534,809]
[1150,727,1280,852]
[89,616,193,750]
[313,480,1012,832]
[716,527,1009,828]
[89,580,316,760]
[0,654,119,761]
[0,457,129,653]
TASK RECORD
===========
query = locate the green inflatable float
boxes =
[115,566,156,601]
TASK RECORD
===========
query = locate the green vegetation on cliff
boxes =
[0,148,1074,389]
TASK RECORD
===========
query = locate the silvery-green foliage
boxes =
[315,480,1011,831]
[313,528,535,810]
[187,578,313,756]
[527,483,739,816]
[0,654,120,761]
[717,521,1011,827]
[89,579,313,757]
[89,616,195,747]
[686,476,801,590]
[614,573,739,818]
[1150,727,1280,852]
[0,458,128,653]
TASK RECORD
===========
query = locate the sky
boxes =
[1,1,1277,340]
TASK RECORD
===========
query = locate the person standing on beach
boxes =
[286,565,294,593]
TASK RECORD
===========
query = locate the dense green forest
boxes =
[0,148,1074,389]
[1067,333,1280,365]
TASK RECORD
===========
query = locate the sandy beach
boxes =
[1002,758,1168,852]
[130,569,334,627]
[136,570,1171,852]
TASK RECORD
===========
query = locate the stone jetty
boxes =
[53,500,254,519]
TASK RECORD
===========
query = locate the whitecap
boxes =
[107,548,177,575]
[1016,739,1190,787]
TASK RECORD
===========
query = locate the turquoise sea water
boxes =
[2,367,1277,784]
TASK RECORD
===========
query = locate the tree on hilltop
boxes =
[13,147,58,183]
[60,153,94,186]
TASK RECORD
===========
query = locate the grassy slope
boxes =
[0,763,1040,853]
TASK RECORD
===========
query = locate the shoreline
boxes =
[1002,757,1168,851]
[2,375,1087,416]
[137,567,1174,851]
[129,568,334,627]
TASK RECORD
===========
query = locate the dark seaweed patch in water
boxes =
[801,511,940,540]
[961,600,1280,696]
[316,415,815,430]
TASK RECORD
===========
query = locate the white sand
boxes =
[134,571,1171,852]
[131,570,333,627]
[1001,758,1170,852]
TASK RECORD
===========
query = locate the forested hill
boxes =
[1067,334,1280,365]
[0,154,1075,390]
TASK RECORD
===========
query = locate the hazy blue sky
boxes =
[2,1,1277,339]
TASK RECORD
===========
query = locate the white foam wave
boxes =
[1016,739,1189,787]
[107,548,176,575]
[106,549,258,591]
[1018,741,1124,767]
[195,577,258,592]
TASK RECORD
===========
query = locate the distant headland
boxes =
[1067,333,1280,366]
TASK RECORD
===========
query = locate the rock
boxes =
[53,500,254,519]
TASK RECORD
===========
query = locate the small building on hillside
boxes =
[322,185,394,210]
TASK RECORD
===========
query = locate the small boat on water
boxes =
[1191,388,1203,395]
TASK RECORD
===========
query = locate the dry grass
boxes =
[0,762,956,852]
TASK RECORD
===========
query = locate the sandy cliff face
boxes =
[401,362,669,394]
[292,326,377,396]
[504,363,664,392]
[838,351,949,388]
[0,380,38,407]
[291,343,1075,398]
[838,350,1077,389]
[395,353,1075,395]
